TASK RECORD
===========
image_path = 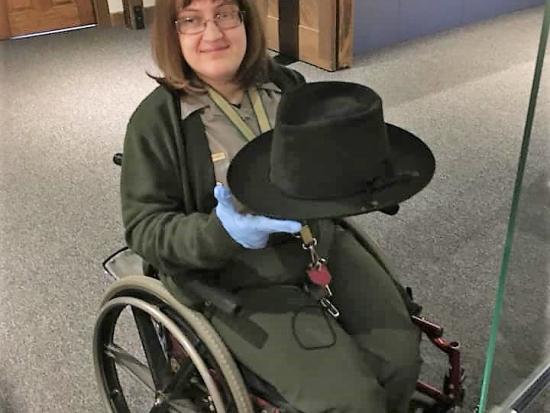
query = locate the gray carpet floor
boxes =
[1,6,548,413]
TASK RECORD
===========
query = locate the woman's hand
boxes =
[214,184,302,249]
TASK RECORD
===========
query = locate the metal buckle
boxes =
[320,297,340,318]
[303,241,323,267]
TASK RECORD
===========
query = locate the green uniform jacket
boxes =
[120,61,306,280]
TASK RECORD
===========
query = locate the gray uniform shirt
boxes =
[180,82,282,188]
[179,82,309,290]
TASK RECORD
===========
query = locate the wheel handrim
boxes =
[93,296,226,413]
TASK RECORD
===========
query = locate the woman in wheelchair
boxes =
[114,0,438,411]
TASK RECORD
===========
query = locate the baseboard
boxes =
[110,6,154,28]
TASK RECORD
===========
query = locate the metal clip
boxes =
[301,237,317,250]
[317,257,328,266]
[306,245,322,267]
[320,297,340,318]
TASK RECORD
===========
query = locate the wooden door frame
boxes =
[93,0,112,27]
[255,0,353,71]
[0,0,112,40]
[1,0,11,39]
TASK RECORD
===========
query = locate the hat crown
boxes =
[270,81,392,200]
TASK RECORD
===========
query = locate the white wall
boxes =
[107,0,156,14]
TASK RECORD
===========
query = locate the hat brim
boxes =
[227,124,435,220]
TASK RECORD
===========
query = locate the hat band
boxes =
[270,168,419,201]
[366,170,420,193]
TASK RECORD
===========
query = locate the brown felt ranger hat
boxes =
[227,81,436,220]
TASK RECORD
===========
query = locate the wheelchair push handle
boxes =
[113,153,123,166]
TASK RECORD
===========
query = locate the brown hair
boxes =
[147,0,269,94]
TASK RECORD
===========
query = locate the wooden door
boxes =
[255,0,354,71]
[0,0,96,40]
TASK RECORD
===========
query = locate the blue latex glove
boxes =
[214,184,302,249]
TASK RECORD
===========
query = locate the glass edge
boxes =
[477,2,550,412]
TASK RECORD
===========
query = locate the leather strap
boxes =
[207,86,271,142]
[248,87,271,132]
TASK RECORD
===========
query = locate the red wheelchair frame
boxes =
[411,315,465,411]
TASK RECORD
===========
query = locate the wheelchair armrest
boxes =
[411,315,444,338]
[103,247,144,279]
[185,279,241,315]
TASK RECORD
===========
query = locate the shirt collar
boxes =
[180,82,281,120]
[259,82,281,93]
[180,92,210,121]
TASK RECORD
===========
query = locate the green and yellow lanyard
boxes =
[207,86,339,317]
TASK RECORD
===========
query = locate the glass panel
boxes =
[479,2,550,412]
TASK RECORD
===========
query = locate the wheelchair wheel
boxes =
[93,276,254,413]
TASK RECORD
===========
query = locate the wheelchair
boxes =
[92,153,465,413]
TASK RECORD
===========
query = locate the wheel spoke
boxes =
[105,342,155,392]
[164,357,196,396]
[132,308,174,390]
[167,398,197,413]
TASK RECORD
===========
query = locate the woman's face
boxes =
[177,0,247,86]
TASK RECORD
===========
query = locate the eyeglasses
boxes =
[175,7,245,35]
